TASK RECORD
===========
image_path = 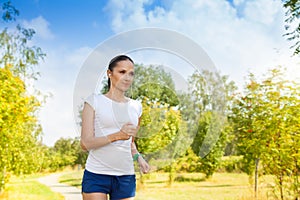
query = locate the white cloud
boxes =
[36,46,93,146]
[243,0,282,25]
[22,16,54,40]
[233,0,245,6]
[105,0,299,88]
[105,0,151,31]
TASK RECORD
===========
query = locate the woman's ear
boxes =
[107,69,112,77]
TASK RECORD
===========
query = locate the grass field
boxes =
[0,170,275,200]
[59,171,275,200]
[0,174,64,200]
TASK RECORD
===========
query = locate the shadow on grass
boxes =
[145,180,167,184]
[60,178,82,187]
[200,184,235,188]
[174,175,206,182]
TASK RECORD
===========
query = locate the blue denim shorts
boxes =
[82,170,136,200]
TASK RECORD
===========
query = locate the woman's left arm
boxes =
[131,140,150,174]
[131,117,150,173]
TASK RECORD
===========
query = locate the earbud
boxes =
[108,74,111,77]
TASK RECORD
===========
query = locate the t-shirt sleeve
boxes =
[85,94,96,110]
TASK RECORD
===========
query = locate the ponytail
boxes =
[107,77,111,89]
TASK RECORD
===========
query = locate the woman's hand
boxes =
[120,122,139,138]
[138,156,150,174]
[108,123,139,142]
[80,140,88,152]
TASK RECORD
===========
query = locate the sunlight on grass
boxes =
[59,170,275,200]
[0,175,64,200]
[135,172,251,200]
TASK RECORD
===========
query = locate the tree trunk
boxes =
[168,162,175,186]
[255,158,260,199]
[279,172,284,200]
[0,168,6,193]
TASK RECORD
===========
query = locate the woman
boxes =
[80,55,150,200]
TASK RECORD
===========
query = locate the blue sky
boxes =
[12,0,112,47]
[5,0,299,146]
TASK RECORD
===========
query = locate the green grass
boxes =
[59,170,275,200]
[138,173,275,200]
[59,171,83,188]
[0,174,64,200]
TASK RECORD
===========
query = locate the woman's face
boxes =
[109,59,134,92]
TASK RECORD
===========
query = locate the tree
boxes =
[283,0,300,55]
[231,67,300,199]
[137,100,181,153]
[0,1,45,77]
[72,137,88,168]
[191,111,231,178]
[0,67,42,189]
[0,1,45,191]
[52,138,78,168]
[135,98,189,185]
[186,70,236,178]
[50,137,87,169]
[130,64,179,106]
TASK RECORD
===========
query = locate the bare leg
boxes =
[82,192,108,200]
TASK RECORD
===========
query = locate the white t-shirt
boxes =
[84,94,142,175]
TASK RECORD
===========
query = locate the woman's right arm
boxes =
[80,103,136,151]
[80,102,133,151]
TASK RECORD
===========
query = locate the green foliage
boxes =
[137,100,181,154]
[130,64,179,106]
[191,111,231,178]
[0,67,43,190]
[137,98,191,183]
[53,138,77,167]
[231,67,300,199]
[217,156,243,173]
[45,138,87,171]
[170,147,201,173]
[283,0,300,55]
[0,1,45,77]
[72,138,88,168]
[186,70,236,178]
[1,1,19,22]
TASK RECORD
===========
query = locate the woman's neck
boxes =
[105,89,127,102]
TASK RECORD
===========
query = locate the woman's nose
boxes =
[124,73,133,80]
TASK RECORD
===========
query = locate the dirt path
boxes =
[38,173,82,200]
